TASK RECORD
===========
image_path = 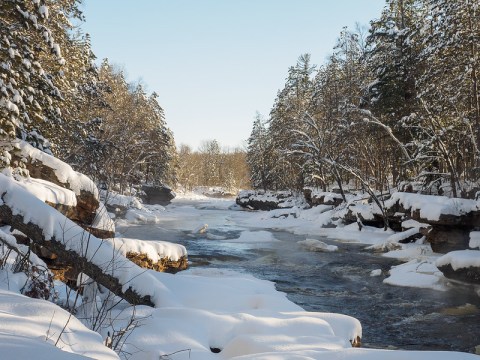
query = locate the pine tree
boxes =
[267,54,315,190]
[0,0,71,154]
[247,113,271,190]
[413,0,480,195]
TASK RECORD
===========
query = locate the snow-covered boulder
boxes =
[140,184,175,205]
[7,140,100,225]
[298,239,338,252]
[436,250,480,284]
[236,190,299,211]
[0,289,118,359]
[108,237,188,273]
[304,189,344,207]
[341,192,480,253]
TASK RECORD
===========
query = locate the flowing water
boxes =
[118,199,480,354]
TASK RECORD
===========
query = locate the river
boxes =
[117,198,480,354]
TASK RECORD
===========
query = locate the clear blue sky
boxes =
[82,1,385,150]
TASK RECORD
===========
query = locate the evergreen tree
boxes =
[267,54,315,190]
[0,0,77,155]
[247,113,271,190]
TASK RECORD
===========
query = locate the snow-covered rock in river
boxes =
[298,238,338,252]
[236,190,299,210]
[108,237,188,273]
[343,192,480,253]
[140,184,175,205]
[101,190,142,218]
[469,231,480,249]
[436,250,480,284]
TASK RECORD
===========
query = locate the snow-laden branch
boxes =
[352,108,412,162]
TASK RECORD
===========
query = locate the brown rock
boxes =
[236,190,295,211]
[421,226,470,253]
[304,189,344,207]
[140,184,175,205]
[10,142,100,226]
[126,252,188,273]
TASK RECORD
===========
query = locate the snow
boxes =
[298,239,338,252]
[469,231,480,249]
[385,192,478,221]
[0,173,156,303]
[1,181,479,359]
[367,228,423,252]
[370,269,382,277]
[109,237,187,262]
[436,250,480,270]
[384,260,447,291]
[91,202,115,233]
[38,5,49,19]
[101,190,142,209]
[111,267,364,360]
[100,190,166,225]
[10,140,99,198]
[14,176,77,206]
[401,219,429,229]
[0,289,117,359]
[124,207,162,224]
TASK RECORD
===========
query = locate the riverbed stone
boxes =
[303,189,344,207]
[140,184,176,205]
[421,226,471,253]
[236,190,296,210]
[437,263,480,284]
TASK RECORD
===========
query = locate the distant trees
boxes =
[177,140,250,192]
[246,0,480,198]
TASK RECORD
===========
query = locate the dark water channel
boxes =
[118,200,480,354]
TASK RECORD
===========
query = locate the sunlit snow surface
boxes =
[114,193,478,359]
[0,187,478,359]
[0,289,118,359]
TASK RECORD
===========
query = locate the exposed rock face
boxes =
[304,189,344,207]
[0,198,154,307]
[421,226,470,253]
[437,264,480,284]
[202,188,236,198]
[236,190,296,211]
[126,252,188,273]
[342,193,480,253]
[140,184,175,205]
[9,140,100,226]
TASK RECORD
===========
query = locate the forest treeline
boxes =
[177,140,250,192]
[247,0,480,199]
[0,0,251,194]
[0,0,179,193]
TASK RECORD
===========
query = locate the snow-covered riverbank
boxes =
[0,193,478,359]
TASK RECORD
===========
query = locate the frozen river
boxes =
[117,197,480,353]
